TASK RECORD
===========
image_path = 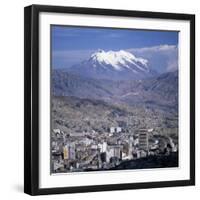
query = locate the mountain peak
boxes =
[68,49,154,80]
[90,49,149,72]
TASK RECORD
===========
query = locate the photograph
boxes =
[24,4,195,195]
[51,25,179,174]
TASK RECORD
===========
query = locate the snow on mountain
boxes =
[67,49,156,80]
[91,50,122,70]
[90,49,149,72]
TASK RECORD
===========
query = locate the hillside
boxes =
[52,96,178,136]
[52,70,178,112]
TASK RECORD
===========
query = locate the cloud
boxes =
[129,44,177,53]
[167,59,178,72]
[127,45,178,73]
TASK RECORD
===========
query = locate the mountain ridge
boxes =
[52,69,178,111]
[67,49,156,80]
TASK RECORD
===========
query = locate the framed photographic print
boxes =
[24,4,195,195]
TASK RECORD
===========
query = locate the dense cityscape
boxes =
[51,125,178,173]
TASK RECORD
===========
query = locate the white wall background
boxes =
[0,0,199,199]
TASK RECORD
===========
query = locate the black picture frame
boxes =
[24,4,195,196]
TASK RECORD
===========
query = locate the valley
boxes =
[51,49,179,173]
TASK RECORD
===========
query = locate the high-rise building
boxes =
[69,143,76,160]
[128,135,134,159]
[98,141,107,153]
[63,145,69,160]
[106,145,122,163]
[63,143,76,160]
[113,146,121,159]
[138,130,149,152]
[102,141,107,152]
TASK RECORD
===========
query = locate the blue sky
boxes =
[52,25,178,72]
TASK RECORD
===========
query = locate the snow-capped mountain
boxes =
[90,49,149,72]
[67,50,156,80]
